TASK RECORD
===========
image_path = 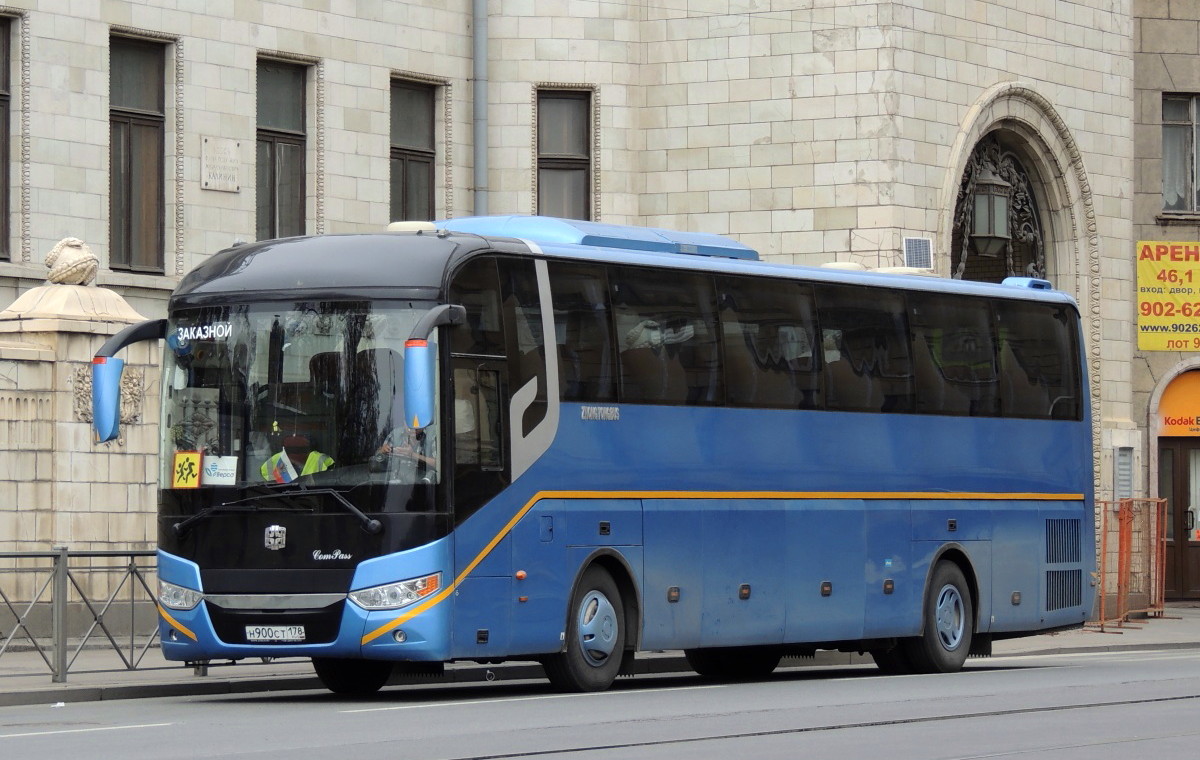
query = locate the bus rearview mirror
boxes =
[403,339,436,429]
[92,356,125,442]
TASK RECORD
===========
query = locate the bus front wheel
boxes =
[544,566,625,692]
[312,657,392,695]
[904,561,973,673]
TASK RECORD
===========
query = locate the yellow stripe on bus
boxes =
[359,488,1084,645]
[361,491,546,645]
[157,604,198,641]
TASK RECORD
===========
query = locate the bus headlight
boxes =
[158,580,204,610]
[349,573,441,611]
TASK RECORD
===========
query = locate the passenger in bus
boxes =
[373,425,438,484]
[260,434,334,482]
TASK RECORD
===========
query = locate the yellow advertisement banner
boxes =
[1137,241,1200,351]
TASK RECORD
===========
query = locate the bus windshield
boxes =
[161,301,439,492]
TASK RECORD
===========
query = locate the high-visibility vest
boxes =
[260,450,334,480]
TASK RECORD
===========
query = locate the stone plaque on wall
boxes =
[201,136,241,192]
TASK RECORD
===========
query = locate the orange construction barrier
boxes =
[1093,498,1167,630]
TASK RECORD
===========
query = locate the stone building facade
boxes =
[1133,0,1200,601]
[0,1,1160,593]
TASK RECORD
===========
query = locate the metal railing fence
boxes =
[0,547,159,682]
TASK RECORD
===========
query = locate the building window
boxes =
[110,37,165,272]
[1164,95,1200,213]
[536,90,590,220]
[391,80,435,222]
[257,60,306,240]
[0,19,10,260]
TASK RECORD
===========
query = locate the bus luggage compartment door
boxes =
[643,499,785,650]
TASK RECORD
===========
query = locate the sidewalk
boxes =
[3,605,1198,708]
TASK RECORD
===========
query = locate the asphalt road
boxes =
[2,649,1199,759]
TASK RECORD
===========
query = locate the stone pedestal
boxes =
[0,282,160,555]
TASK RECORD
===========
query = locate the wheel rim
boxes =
[576,589,618,667]
[934,583,965,651]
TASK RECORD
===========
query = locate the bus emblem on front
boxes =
[265,525,286,550]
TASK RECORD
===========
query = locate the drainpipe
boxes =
[473,0,488,215]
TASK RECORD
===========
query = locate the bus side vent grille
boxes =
[1046,569,1082,611]
[1045,518,1081,564]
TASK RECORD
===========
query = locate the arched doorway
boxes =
[1156,370,1200,599]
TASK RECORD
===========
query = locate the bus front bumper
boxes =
[156,550,453,662]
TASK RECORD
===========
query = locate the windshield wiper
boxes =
[171,503,258,538]
[173,489,383,538]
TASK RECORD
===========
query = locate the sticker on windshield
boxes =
[202,455,238,486]
[172,451,202,489]
[176,322,232,342]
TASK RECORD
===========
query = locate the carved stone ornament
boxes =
[73,364,145,444]
[0,235,144,324]
[45,237,100,285]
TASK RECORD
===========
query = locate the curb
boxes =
[991,640,1200,657]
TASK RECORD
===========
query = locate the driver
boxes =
[261,434,334,482]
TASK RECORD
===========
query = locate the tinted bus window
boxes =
[448,256,509,521]
[611,267,722,405]
[908,292,999,417]
[547,262,617,402]
[499,257,548,434]
[448,257,505,357]
[718,276,821,409]
[995,300,1081,420]
[816,285,913,413]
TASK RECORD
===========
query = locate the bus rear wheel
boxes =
[312,657,392,695]
[544,566,625,692]
[684,646,782,681]
[903,561,973,673]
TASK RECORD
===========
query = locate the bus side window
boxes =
[448,256,510,523]
[717,275,820,409]
[816,285,913,413]
[908,292,999,417]
[610,266,721,406]
[454,366,502,470]
[995,301,1080,420]
[448,257,505,357]
[498,257,548,436]
[547,262,617,402]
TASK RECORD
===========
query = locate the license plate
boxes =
[245,624,305,643]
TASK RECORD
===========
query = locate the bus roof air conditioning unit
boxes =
[903,237,933,269]
[436,216,759,260]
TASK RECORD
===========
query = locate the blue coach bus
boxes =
[93,216,1095,694]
